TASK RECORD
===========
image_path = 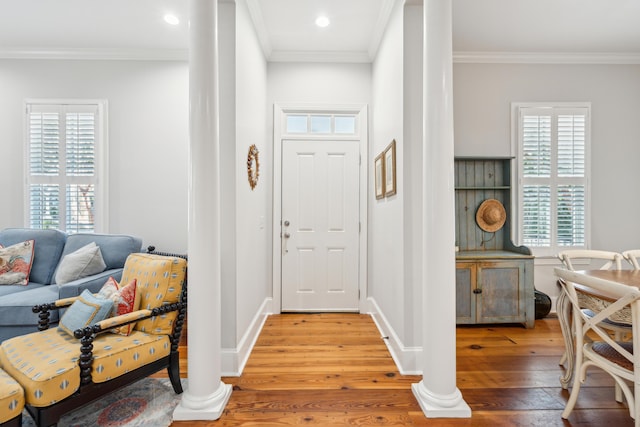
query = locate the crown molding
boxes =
[3,46,639,65]
[367,0,396,60]
[268,50,372,63]
[245,0,272,59]
[453,51,640,64]
[0,47,188,61]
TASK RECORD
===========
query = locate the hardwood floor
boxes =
[167,313,634,426]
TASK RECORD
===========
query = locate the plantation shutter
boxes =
[27,103,99,233]
[521,114,552,247]
[517,105,589,255]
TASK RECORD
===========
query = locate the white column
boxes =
[173,0,232,420]
[411,0,471,418]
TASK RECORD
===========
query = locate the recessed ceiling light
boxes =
[315,16,330,28]
[164,14,180,26]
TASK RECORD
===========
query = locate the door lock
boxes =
[283,220,290,226]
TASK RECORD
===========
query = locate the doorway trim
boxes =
[272,103,369,314]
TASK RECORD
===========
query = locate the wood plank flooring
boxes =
[167,313,634,426]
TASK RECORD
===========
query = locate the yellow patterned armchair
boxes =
[0,252,187,427]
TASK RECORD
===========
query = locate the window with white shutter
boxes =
[513,103,590,256]
[25,100,108,233]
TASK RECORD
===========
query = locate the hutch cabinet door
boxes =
[455,262,476,324]
[476,261,526,324]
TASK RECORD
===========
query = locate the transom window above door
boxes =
[285,114,357,135]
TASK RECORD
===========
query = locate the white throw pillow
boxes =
[55,242,107,284]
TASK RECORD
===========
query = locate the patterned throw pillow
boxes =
[58,289,114,336]
[97,276,141,336]
[0,240,35,285]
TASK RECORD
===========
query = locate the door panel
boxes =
[282,139,359,311]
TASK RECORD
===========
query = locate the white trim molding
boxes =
[367,297,422,375]
[268,50,372,63]
[454,51,640,65]
[0,47,188,61]
[272,103,369,315]
[221,298,273,376]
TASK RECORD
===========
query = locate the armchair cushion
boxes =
[0,328,170,407]
[120,254,186,335]
[0,367,24,424]
[58,289,114,337]
[0,329,80,407]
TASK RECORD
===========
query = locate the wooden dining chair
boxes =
[556,249,629,397]
[623,250,640,270]
[555,267,640,427]
[558,249,623,271]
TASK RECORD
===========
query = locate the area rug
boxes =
[22,378,187,427]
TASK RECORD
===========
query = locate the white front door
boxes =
[281,139,360,311]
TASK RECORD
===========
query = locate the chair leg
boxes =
[562,358,588,419]
[168,352,183,394]
[614,330,623,403]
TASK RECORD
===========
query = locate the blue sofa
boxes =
[0,228,142,342]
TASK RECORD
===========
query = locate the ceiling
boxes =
[1,0,639,62]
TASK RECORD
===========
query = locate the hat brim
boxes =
[476,199,507,233]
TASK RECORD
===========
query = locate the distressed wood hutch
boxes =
[455,157,535,328]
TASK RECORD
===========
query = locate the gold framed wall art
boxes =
[384,139,396,197]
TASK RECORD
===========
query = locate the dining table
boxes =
[556,269,640,389]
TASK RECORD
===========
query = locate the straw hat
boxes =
[476,199,507,233]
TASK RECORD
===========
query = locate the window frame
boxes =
[511,102,591,258]
[23,99,109,233]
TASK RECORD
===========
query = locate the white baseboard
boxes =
[367,295,560,376]
[367,297,422,375]
[221,297,272,376]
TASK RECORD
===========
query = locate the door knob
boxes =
[284,232,291,238]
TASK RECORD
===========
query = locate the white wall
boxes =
[234,0,270,349]
[369,0,426,372]
[453,62,640,306]
[0,59,189,252]
[267,62,371,106]
[370,0,405,345]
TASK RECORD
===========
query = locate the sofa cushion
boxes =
[58,290,114,337]
[0,228,66,285]
[0,284,61,327]
[0,328,170,407]
[52,234,142,285]
[0,240,35,285]
[54,242,106,284]
[120,254,186,335]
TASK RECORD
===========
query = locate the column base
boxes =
[411,382,471,418]
[173,381,232,421]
